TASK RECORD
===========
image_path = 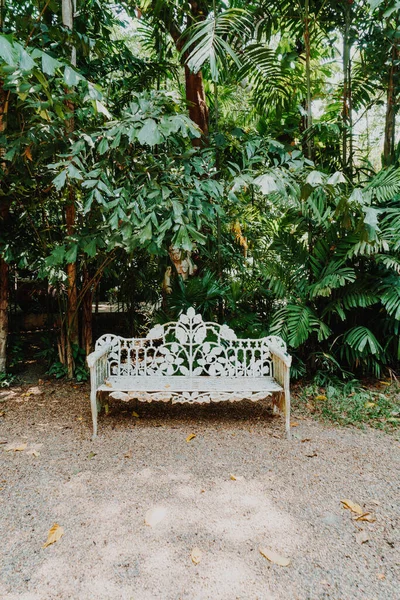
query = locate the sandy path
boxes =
[0,381,399,600]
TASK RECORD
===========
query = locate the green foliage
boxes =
[295,381,400,433]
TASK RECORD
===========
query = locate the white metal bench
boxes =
[87,307,292,439]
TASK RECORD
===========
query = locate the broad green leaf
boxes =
[64,66,82,87]
[65,244,78,264]
[83,239,97,257]
[0,35,17,66]
[53,170,67,190]
[42,52,61,76]
[137,119,163,146]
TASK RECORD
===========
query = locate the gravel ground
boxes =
[0,380,399,600]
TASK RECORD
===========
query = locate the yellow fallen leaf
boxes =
[191,547,202,564]
[230,474,243,481]
[42,523,64,548]
[186,433,196,442]
[259,547,290,567]
[105,380,112,388]
[132,411,140,418]
[379,381,390,386]
[341,499,364,515]
[6,443,27,452]
[364,402,375,409]
[290,422,299,427]
[315,395,327,401]
[354,512,376,523]
[145,506,167,527]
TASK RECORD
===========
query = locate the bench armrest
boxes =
[87,344,111,368]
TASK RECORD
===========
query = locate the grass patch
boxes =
[293,379,400,434]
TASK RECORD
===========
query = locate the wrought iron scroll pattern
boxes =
[95,307,288,379]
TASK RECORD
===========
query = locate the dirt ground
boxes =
[0,380,399,600]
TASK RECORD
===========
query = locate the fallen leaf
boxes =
[364,402,376,409]
[27,449,40,458]
[87,451,96,460]
[377,573,385,580]
[306,452,317,458]
[5,443,27,452]
[301,438,312,443]
[379,381,390,386]
[230,474,243,481]
[354,513,376,523]
[315,395,327,401]
[341,499,364,515]
[145,506,167,527]
[124,449,132,459]
[259,547,290,567]
[105,381,112,388]
[0,440,7,445]
[104,403,109,415]
[191,547,202,564]
[355,530,369,545]
[290,422,299,427]
[132,411,140,418]
[186,433,196,442]
[42,523,64,548]
[0,411,4,417]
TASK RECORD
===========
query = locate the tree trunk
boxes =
[303,0,313,160]
[184,66,209,144]
[0,72,8,372]
[342,1,352,179]
[383,41,398,166]
[81,266,93,356]
[62,0,78,377]
[0,205,8,373]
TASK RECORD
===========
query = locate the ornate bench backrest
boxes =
[95,307,287,378]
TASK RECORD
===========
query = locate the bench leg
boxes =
[285,388,291,440]
[91,388,98,440]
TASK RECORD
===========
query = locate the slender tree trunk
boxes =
[0,201,8,373]
[81,265,93,356]
[0,73,8,372]
[62,0,78,377]
[303,0,313,160]
[342,1,352,178]
[383,41,398,166]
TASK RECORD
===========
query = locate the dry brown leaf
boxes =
[145,506,167,527]
[191,547,202,564]
[354,512,376,523]
[259,547,291,567]
[290,422,299,428]
[355,530,369,545]
[341,499,364,515]
[301,438,312,443]
[6,443,27,452]
[186,433,196,442]
[42,523,64,548]
[124,449,132,459]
